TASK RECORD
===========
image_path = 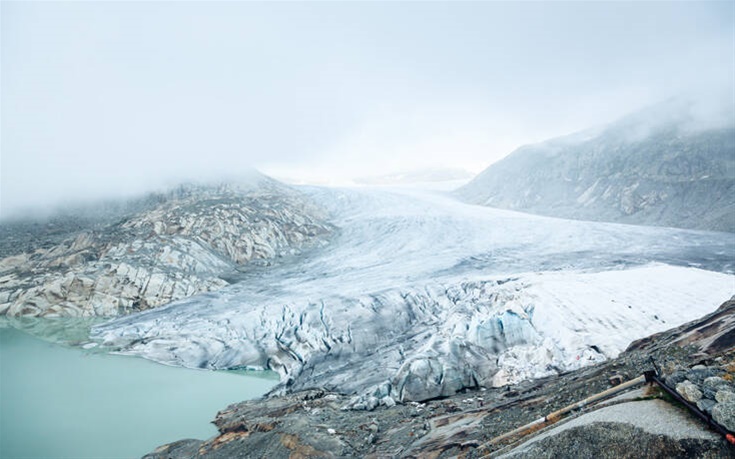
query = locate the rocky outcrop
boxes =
[0,178,333,317]
[456,99,735,232]
[627,297,735,355]
[498,404,732,458]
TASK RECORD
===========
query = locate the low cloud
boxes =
[2,1,733,218]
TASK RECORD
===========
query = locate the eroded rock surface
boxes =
[498,415,731,459]
[0,178,333,317]
[627,297,735,356]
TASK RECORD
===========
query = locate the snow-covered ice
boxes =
[92,186,735,405]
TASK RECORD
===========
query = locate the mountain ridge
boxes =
[456,100,735,232]
[0,176,334,317]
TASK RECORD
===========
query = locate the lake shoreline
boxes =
[0,325,276,459]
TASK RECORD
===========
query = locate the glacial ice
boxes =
[92,186,735,405]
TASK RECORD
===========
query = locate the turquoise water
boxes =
[0,326,277,459]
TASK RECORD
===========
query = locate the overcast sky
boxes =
[2,1,734,216]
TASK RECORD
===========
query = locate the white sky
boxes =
[2,1,734,216]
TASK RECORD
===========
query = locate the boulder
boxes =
[676,381,703,403]
[712,400,735,432]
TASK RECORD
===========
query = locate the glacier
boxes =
[92,186,735,406]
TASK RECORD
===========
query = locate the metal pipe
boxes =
[478,374,646,450]
[480,370,735,457]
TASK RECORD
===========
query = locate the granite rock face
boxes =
[456,99,735,232]
[626,297,735,356]
[498,417,732,459]
[500,354,735,459]
[0,178,333,317]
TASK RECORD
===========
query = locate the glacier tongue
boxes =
[92,187,735,406]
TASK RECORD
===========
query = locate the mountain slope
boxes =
[456,100,735,232]
[0,175,334,317]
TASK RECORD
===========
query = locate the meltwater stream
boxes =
[0,325,277,459]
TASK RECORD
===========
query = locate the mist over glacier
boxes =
[3,1,734,218]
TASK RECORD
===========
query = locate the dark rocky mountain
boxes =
[456,99,735,232]
[0,175,334,317]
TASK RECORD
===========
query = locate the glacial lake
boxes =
[0,323,278,459]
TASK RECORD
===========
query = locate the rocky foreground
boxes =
[146,298,735,458]
[0,176,333,317]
